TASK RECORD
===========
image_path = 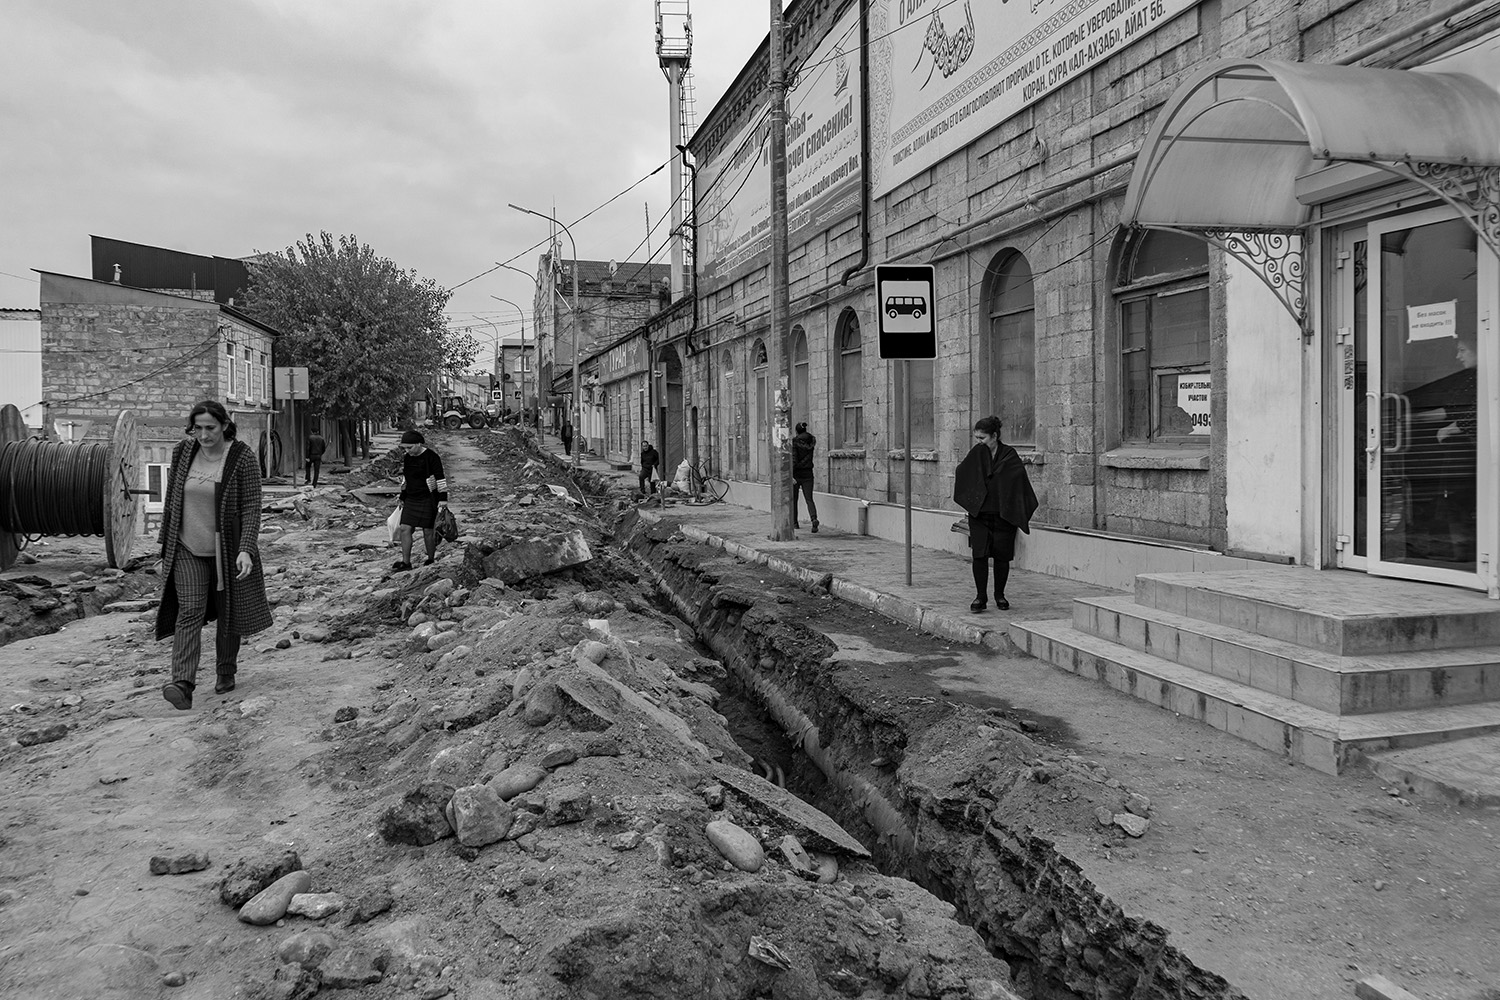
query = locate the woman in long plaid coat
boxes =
[154,401,273,710]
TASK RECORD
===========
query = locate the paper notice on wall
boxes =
[1177,374,1212,435]
[1407,300,1457,342]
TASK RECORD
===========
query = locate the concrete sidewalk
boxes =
[540,434,1117,650]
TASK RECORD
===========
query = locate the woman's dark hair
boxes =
[795,422,808,434]
[973,415,1002,436]
[187,400,236,439]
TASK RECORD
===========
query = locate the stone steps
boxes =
[1134,571,1500,655]
[1011,619,1500,774]
[1075,594,1500,715]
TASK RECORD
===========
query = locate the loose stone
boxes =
[149,851,211,875]
[277,930,336,969]
[239,870,313,925]
[286,892,347,919]
[445,783,514,847]
[1113,813,1151,838]
[543,784,593,826]
[333,706,359,724]
[1124,792,1152,817]
[706,819,765,873]
[489,763,546,800]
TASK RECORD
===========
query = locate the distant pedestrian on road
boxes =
[561,420,574,457]
[155,400,273,710]
[953,415,1037,612]
[394,429,448,571]
[792,421,819,532]
[638,439,660,497]
[305,428,327,487]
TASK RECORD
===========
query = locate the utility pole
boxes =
[767,0,793,541]
[510,204,582,469]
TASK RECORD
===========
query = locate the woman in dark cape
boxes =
[953,415,1037,612]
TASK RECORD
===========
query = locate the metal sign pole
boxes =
[904,359,912,586]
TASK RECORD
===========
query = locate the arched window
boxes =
[1115,229,1210,441]
[836,310,864,447]
[791,326,809,433]
[752,338,770,481]
[986,250,1035,447]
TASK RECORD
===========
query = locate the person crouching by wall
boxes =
[953,415,1037,612]
[155,400,274,710]
[394,430,448,571]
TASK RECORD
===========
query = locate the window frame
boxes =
[985,249,1036,448]
[1114,236,1212,445]
[835,310,864,448]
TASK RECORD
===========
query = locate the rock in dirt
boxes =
[489,763,546,801]
[1113,813,1151,838]
[610,831,644,851]
[444,784,514,847]
[779,834,817,880]
[239,870,313,925]
[543,784,593,826]
[539,744,578,770]
[300,627,330,643]
[149,851,210,875]
[278,930,336,969]
[343,888,393,926]
[319,945,387,988]
[706,819,765,873]
[1124,792,1152,817]
[333,706,359,724]
[378,782,456,846]
[16,724,68,747]
[287,892,347,919]
[218,851,304,908]
[1093,806,1114,826]
[573,591,617,615]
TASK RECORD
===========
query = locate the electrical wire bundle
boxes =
[0,439,108,538]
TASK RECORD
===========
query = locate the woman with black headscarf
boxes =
[953,415,1037,612]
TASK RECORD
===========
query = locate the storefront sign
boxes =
[1406,300,1457,342]
[1177,373,1211,435]
[697,6,862,291]
[870,0,1201,196]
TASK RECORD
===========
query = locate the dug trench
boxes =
[622,513,1243,1000]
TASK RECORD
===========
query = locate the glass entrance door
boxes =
[1365,209,1483,587]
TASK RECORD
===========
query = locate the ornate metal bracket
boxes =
[1375,162,1500,260]
[1196,229,1307,332]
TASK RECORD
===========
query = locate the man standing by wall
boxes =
[792,422,818,533]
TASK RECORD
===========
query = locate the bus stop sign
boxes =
[876,264,936,360]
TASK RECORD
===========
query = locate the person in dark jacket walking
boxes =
[638,440,660,497]
[561,420,574,457]
[953,415,1038,612]
[155,400,273,710]
[394,429,448,571]
[305,429,327,486]
[791,422,819,532]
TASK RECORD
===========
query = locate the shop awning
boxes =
[1122,59,1500,232]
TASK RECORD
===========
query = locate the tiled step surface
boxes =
[1012,619,1500,774]
[1076,594,1500,715]
[1135,570,1500,655]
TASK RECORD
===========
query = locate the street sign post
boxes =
[876,264,936,361]
[274,367,310,400]
[876,264,937,586]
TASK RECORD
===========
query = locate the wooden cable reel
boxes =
[0,404,142,572]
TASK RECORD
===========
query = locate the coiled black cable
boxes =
[0,440,108,538]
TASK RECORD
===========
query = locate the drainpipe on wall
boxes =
[840,0,871,286]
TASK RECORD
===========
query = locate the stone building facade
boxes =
[38,271,279,532]
[577,0,1500,596]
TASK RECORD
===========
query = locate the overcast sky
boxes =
[0,0,767,356]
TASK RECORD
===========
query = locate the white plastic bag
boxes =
[386,506,402,543]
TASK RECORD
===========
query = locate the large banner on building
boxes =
[697,6,863,292]
[869,0,1199,196]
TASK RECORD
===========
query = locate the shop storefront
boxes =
[1123,55,1500,594]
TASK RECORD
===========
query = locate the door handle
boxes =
[1364,391,1380,455]
[1382,392,1410,454]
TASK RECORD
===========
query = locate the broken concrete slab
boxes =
[481,531,593,585]
[710,762,869,859]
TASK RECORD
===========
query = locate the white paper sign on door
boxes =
[1177,374,1212,435]
[1407,300,1457,342]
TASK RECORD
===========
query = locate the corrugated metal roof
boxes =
[90,235,251,304]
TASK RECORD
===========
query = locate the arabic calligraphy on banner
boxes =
[870,0,1201,196]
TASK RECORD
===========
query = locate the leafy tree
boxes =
[241,233,477,453]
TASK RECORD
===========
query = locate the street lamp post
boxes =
[496,261,572,432]
[509,204,582,469]
[489,296,526,422]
